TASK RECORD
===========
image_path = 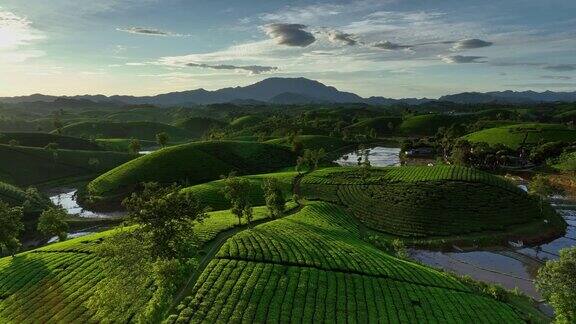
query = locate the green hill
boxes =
[463,123,576,149]
[300,166,565,246]
[174,117,227,138]
[229,115,264,129]
[0,144,135,186]
[182,171,298,210]
[345,116,403,136]
[553,109,576,123]
[170,202,544,323]
[87,141,297,200]
[400,114,467,136]
[0,132,102,151]
[266,135,350,152]
[95,138,158,152]
[57,121,193,141]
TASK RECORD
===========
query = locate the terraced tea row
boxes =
[0,206,281,323]
[170,202,535,323]
[300,167,565,241]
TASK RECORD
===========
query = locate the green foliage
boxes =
[37,206,69,242]
[156,132,169,148]
[128,138,141,154]
[0,201,24,256]
[536,247,576,323]
[296,148,326,172]
[529,174,561,199]
[221,173,252,226]
[122,182,208,259]
[0,132,101,150]
[262,177,286,218]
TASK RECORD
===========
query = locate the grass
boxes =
[299,166,566,246]
[0,206,285,323]
[463,123,576,149]
[87,141,297,200]
[0,144,135,186]
[169,202,543,323]
[0,132,102,151]
[57,121,193,141]
[182,171,298,211]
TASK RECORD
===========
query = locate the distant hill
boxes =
[1,77,575,106]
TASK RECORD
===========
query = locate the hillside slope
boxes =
[88,141,297,200]
[58,121,193,142]
[463,123,576,149]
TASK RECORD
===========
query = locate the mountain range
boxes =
[0,77,574,107]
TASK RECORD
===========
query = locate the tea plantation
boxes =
[57,121,193,142]
[300,166,566,245]
[463,123,576,149]
[0,132,102,151]
[169,202,543,323]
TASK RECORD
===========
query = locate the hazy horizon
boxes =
[1,0,574,98]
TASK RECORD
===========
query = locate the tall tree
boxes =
[221,172,251,225]
[262,178,286,219]
[37,206,69,242]
[0,201,24,257]
[89,183,207,321]
[128,138,141,154]
[156,132,169,148]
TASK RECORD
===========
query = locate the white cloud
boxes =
[0,8,45,62]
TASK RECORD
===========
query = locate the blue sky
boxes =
[0,0,574,98]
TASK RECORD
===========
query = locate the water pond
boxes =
[334,146,401,167]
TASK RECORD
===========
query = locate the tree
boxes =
[122,182,208,259]
[156,132,169,148]
[37,206,69,242]
[0,201,24,257]
[89,183,207,321]
[536,247,576,323]
[8,139,19,147]
[529,174,557,198]
[128,138,141,154]
[221,172,251,225]
[243,204,254,228]
[262,178,286,219]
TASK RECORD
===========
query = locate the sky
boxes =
[0,0,574,98]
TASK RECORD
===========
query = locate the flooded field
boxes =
[412,196,576,300]
[335,146,401,167]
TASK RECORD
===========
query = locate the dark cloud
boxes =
[372,41,412,50]
[185,63,278,75]
[540,75,572,80]
[441,55,486,63]
[327,31,358,46]
[452,38,493,50]
[264,23,316,47]
[117,27,185,37]
[543,64,576,72]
